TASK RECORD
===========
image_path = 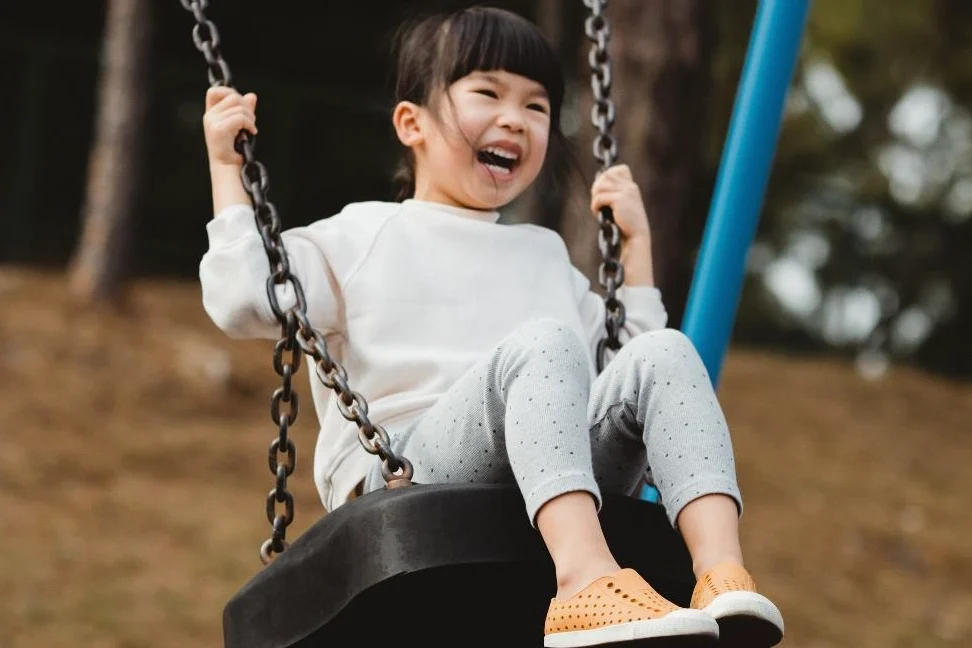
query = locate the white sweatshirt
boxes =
[200,199,668,511]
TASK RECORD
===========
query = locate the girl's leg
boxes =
[365,320,720,645]
[363,318,618,596]
[586,328,744,576]
[588,329,783,646]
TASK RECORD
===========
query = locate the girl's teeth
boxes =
[486,147,518,161]
[484,163,512,175]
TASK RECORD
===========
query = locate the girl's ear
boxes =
[393,101,424,148]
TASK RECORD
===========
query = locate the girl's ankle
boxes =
[693,555,745,580]
[554,560,622,601]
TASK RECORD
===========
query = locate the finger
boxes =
[211,90,253,115]
[609,163,633,180]
[214,91,257,114]
[220,114,258,137]
[218,105,257,123]
[591,189,622,215]
[206,86,237,109]
[210,108,257,135]
[599,186,644,211]
[600,165,634,188]
[602,167,633,190]
[591,170,629,195]
[600,163,631,180]
[593,169,628,193]
[591,171,619,194]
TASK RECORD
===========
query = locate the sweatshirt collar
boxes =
[403,199,501,224]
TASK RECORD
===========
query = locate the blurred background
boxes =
[1,1,970,646]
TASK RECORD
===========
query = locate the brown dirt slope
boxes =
[1,267,970,648]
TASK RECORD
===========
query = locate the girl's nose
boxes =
[497,108,526,133]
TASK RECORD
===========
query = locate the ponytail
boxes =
[394,150,416,201]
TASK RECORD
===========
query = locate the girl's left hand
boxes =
[590,164,651,241]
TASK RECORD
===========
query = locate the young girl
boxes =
[199,7,784,647]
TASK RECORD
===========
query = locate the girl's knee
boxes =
[508,317,587,358]
[627,328,697,357]
[620,328,709,381]
[488,318,591,388]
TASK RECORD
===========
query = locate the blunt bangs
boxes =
[437,8,564,124]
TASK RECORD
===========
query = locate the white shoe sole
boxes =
[544,609,719,647]
[704,591,784,647]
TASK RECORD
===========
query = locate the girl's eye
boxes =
[475,89,498,98]
[527,103,549,114]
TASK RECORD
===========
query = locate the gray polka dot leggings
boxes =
[363,318,742,528]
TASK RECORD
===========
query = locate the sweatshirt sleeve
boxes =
[574,267,669,362]
[199,204,344,340]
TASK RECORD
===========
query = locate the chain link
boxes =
[180,0,413,565]
[584,0,627,373]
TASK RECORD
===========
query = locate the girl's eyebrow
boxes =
[476,72,549,100]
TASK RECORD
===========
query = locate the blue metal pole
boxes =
[681,0,812,385]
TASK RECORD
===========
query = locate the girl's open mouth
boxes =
[476,146,521,176]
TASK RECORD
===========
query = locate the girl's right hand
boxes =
[203,87,258,168]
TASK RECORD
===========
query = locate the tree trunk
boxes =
[69,0,151,303]
[513,0,583,230]
[565,0,714,327]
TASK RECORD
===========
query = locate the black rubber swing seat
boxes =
[223,483,695,648]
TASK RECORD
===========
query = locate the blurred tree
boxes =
[734,0,972,376]
[68,0,151,303]
[614,0,715,327]
[563,0,716,328]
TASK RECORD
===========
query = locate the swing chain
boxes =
[180,0,413,566]
[584,0,626,372]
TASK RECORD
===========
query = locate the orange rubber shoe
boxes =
[691,562,784,647]
[544,568,718,647]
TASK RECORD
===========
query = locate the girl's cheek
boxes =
[531,118,550,141]
[533,128,550,155]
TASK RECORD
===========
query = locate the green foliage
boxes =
[720,0,972,376]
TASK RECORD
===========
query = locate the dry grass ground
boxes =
[1,266,970,648]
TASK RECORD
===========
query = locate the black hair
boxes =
[392,6,572,201]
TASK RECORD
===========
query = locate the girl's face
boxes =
[401,70,552,210]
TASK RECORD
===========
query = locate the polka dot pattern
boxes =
[362,323,743,528]
[587,329,743,526]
